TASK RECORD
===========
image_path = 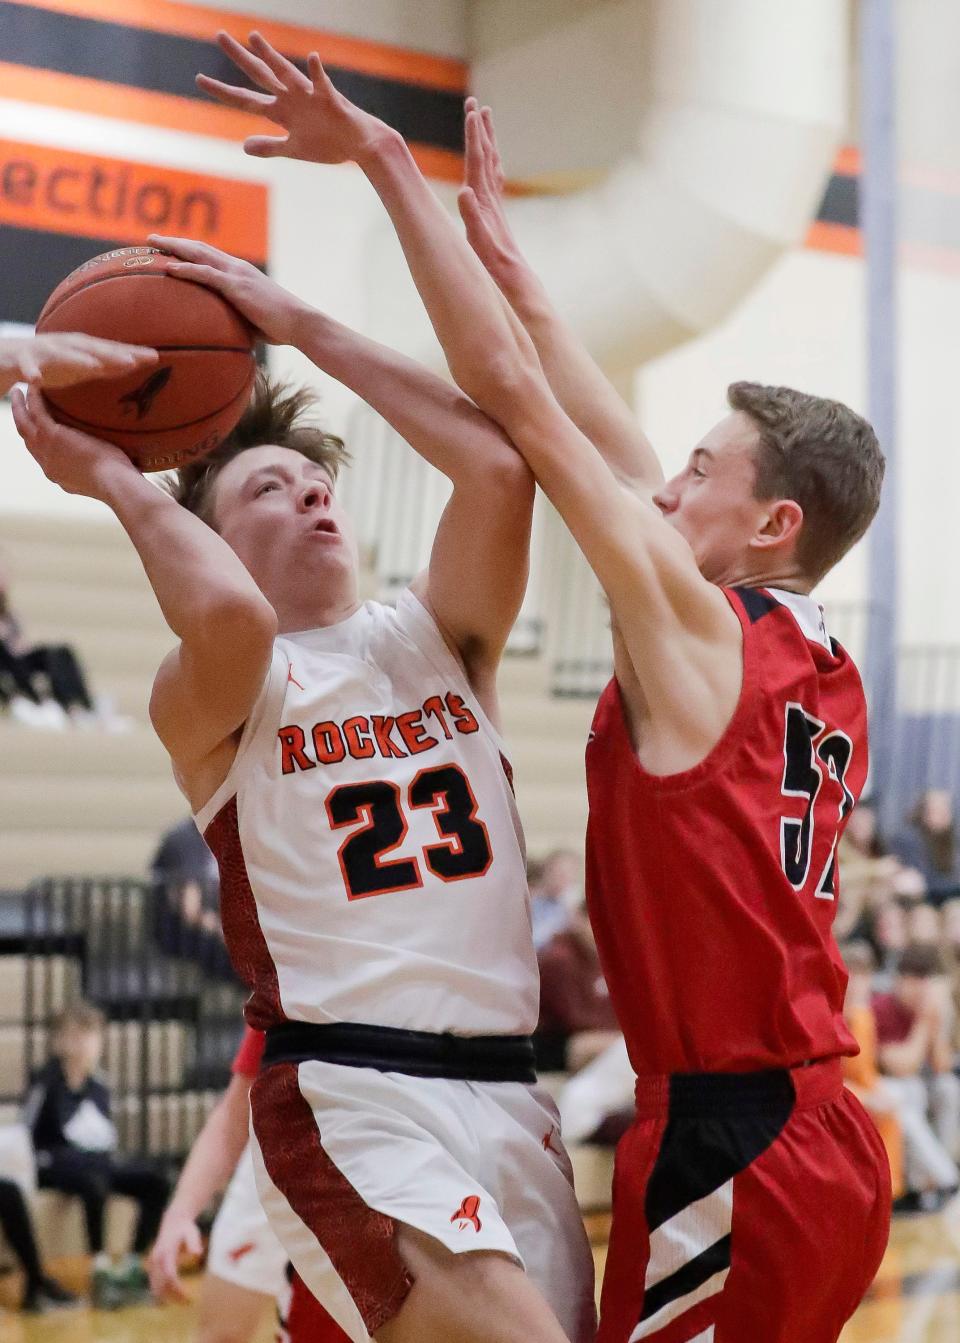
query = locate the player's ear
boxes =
[751,498,804,553]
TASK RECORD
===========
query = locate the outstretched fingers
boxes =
[195,72,274,115]
[480,106,506,190]
[463,105,487,193]
[306,50,337,97]
[216,30,285,93]
[248,31,313,91]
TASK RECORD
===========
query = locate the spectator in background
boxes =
[893,789,960,906]
[530,848,581,951]
[907,902,943,948]
[0,555,85,729]
[836,800,924,941]
[839,942,903,1201]
[941,897,960,959]
[537,904,631,1145]
[870,900,909,987]
[873,943,960,1210]
[0,330,153,731]
[529,849,578,951]
[149,816,233,980]
[22,1001,171,1309]
[0,1176,80,1313]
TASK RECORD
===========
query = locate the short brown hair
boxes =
[53,1000,106,1035]
[169,372,349,527]
[728,382,884,582]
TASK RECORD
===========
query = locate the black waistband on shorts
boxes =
[262,1020,537,1084]
[633,1057,843,1119]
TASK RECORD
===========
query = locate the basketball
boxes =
[35,246,256,472]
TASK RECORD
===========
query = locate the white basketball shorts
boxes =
[248,1060,596,1342]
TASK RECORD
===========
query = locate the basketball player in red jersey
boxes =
[196,34,891,1342]
[12,210,595,1342]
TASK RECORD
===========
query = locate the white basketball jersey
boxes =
[192,590,538,1037]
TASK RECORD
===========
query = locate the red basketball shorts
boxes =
[597,1058,891,1343]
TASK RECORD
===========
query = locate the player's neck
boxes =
[274,590,362,635]
[716,558,812,595]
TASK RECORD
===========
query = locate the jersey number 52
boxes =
[325,765,493,900]
[779,701,855,900]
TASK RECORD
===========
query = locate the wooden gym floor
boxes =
[3,1202,959,1342]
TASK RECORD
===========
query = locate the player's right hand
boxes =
[196,31,392,165]
[148,1211,204,1303]
[0,332,157,395]
[11,386,141,499]
[148,234,309,346]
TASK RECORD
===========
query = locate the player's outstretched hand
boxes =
[197,31,390,164]
[149,234,309,345]
[457,100,546,316]
[148,1211,203,1304]
[458,101,517,280]
[0,332,157,396]
[11,386,140,499]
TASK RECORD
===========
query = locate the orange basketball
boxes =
[36,246,256,472]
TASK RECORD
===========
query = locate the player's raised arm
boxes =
[196,35,741,756]
[458,100,662,494]
[10,390,277,775]
[196,33,540,402]
[148,235,533,714]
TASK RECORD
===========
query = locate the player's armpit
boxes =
[150,599,276,778]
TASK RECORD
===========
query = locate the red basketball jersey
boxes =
[585,586,865,1075]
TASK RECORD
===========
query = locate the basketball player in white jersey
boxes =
[11,237,595,1342]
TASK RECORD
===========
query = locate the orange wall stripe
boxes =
[0,136,268,258]
[805,220,863,257]
[0,63,464,182]
[16,0,468,92]
[833,145,861,177]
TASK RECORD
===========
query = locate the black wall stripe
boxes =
[0,227,267,329]
[2,3,465,152]
[639,1234,732,1323]
[0,228,130,324]
[817,174,860,229]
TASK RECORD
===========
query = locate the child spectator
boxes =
[22,1001,171,1309]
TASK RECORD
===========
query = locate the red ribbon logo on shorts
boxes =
[450,1194,482,1233]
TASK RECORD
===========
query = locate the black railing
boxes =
[1,879,247,1162]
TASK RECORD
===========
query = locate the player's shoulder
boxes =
[730,586,857,669]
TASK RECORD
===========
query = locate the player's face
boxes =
[653,412,776,584]
[212,445,358,593]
